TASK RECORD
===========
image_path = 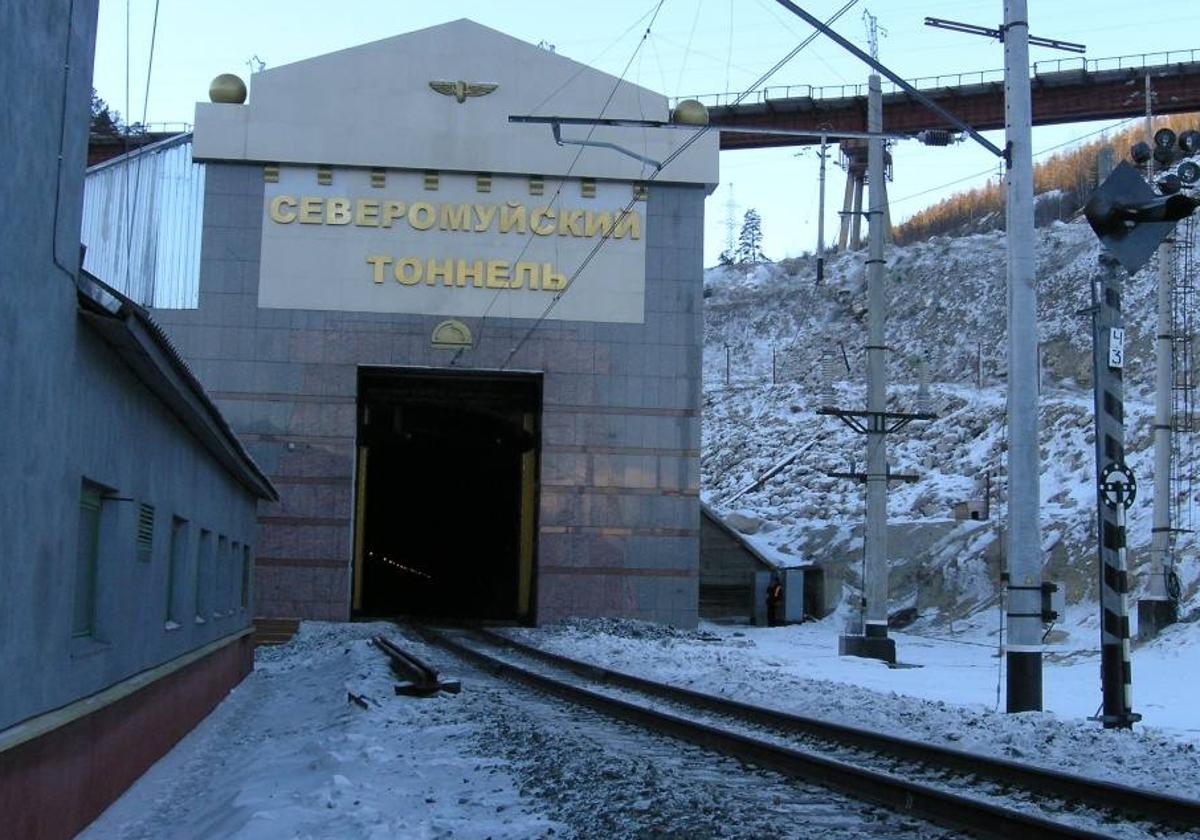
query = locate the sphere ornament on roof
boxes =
[209,74,247,104]
[671,99,709,126]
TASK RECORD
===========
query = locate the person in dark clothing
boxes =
[766,575,784,626]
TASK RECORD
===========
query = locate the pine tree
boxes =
[735,208,768,264]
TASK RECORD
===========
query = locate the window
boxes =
[240,544,251,610]
[195,529,211,620]
[217,536,229,616]
[166,517,187,625]
[229,541,240,612]
[73,483,103,637]
[136,503,155,563]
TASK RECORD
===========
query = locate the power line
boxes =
[125,0,162,302]
[891,115,1140,208]
[458,0,669,365]
[499,0,861,370]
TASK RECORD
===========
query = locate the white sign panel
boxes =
[1108,327,1125,369]
[258,167,646,323]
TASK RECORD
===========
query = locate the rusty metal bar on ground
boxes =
[373,635,461,696]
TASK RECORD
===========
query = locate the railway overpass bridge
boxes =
[678,50,1200,151]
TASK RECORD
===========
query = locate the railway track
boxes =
[409,623,1200,840]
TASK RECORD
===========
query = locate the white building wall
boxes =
[82,134,204,308]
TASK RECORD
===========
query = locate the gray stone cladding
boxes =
[155,163,705,626]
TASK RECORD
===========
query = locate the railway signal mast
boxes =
[1084,156,1199,727]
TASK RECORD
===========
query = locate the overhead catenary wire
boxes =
[499,0,861,371]
[454,0,669,366]
[126,0,161,299]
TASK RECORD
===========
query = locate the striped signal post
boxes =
[1089,251,1142,730]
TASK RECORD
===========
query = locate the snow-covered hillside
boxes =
[701,218,1200,636]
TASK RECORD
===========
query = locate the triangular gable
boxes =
[194,19,716,185]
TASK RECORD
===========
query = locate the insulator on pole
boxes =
[917,129,955,146]
[916,358,932,414]
[821,349,838,407]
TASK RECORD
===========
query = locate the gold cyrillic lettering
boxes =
[426,259,454,287]
[585,210,613,237]
[614,209,641,240]
[408,202,436,230]
[381,200,406,227]
[394,257,422,286]
[326,198,352,225]
[457,259,485,288]
[542,263,566,291]
[486,260,510,289]
[514,261,538,290]
[269,195,297,223]
[530,207,556,236]
[298,197,323,224]
[473,204,497,231]
[366,254,392,284]
[355,199,380,226]
[439,203,471,231]
[557,209,585,237]
[499,202,527,234]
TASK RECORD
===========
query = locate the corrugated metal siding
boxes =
[81,134,204,309]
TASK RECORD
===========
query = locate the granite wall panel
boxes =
[155,163,706,626]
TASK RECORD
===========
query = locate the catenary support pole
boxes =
[1003,0,1044,714]
[817,136,828,283]
[1090,252,1140,729]
[864,73,891,650]
[1142,237,1178,638]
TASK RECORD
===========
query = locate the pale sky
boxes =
[92,1,1200,265]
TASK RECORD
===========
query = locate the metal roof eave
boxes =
[76,272,278,502]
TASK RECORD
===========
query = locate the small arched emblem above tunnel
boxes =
[431,319,473,349]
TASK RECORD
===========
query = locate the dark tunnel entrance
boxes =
[353,367,541,622]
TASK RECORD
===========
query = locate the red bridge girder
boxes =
[711,62,1200,150]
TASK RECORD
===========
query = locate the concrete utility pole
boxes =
[863,73,890,651]
[817,137,829,283]
[1003,0,1044,714]
[1143,236,1179,637]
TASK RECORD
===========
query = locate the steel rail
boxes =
[470,627,1200,834]
[415,625,1119,840]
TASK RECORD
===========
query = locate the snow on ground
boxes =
[81,622,563,840]
[506,617,1200,803]
[83,623,953,840]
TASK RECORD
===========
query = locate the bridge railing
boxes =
[675,49,1200,109]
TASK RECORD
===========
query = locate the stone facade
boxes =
[156,163,706,626]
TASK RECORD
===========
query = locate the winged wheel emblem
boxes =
[428,80,499,104]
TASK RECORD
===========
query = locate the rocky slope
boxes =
[701,217,1200,633]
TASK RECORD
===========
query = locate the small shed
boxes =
[699,503,827,624]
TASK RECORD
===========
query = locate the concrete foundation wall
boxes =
[1,633,253,840]
[155,163,705,626]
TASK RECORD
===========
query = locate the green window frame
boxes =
[166,517,187,624]
[73,484,102,637]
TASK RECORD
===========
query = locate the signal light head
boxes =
[1179,160,1200,186]
[1155,127,1178,150]
[1131,142,1152,164]
[1180,130,1200,156]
